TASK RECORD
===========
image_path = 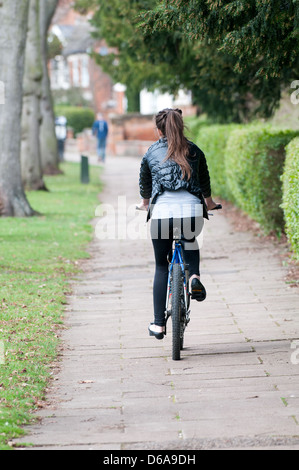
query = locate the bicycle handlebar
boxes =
[136,203,223,213]
[210,204,222,210]
[208,203,222,216]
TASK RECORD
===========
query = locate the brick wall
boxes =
[107,114,157,157]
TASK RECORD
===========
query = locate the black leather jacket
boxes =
[139,137,211,220]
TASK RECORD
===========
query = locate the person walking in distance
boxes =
[138,108,221,339]
[92,113,109,163]
[55,115,67,161]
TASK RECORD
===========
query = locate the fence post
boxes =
[81,155,90,184]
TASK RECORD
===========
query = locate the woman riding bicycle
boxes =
[138,108,220,340]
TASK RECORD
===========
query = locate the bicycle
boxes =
[165,204,222,361]
[137,202,222,361]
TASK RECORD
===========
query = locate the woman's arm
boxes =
[139,155,152,200]
[195,146,220,210]
[197,148,211,199]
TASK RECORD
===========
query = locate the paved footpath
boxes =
[17,156,299,450]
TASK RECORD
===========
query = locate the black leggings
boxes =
[150,217,204,327]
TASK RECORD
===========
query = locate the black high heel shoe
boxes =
[148,323,165,340]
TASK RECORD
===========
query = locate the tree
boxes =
[140,30,282,122]
[47,32,63,60]
[75,0,290,121]
[21,0,47,191]
[93,0,156,112]
[39,0,60,175]
[0,0,36,216]
[139,0,299,117]
[75,0,167,112]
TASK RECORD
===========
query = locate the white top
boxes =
[151,189,203,219]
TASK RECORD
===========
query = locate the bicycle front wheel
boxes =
[172,263,183,361]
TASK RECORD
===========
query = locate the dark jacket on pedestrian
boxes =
[139,137,211,221]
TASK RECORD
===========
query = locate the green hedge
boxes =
[281,137,299,259]
[225,127,299,234]
[189,116,299,254]
[55,105,95,136]
[185,115,212,142]
[196,124,240,200]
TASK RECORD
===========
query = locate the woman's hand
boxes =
[205,196,221,211]
[136,199,149,211]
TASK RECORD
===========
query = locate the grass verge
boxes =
[0,162,102,450]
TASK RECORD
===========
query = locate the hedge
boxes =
[225,127,299,234]
[281,137,299,259]
[185,115,212,142]
[196,124,240,201]
[55,105,95,136]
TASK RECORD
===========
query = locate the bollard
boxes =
[81,155,90,184]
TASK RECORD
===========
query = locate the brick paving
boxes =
[16,155,299,450]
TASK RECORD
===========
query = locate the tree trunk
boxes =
[40,0,61,175]
[0,0,36,217]
[21,0,47,191]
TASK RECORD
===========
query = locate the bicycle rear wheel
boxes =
[172,263,183,361]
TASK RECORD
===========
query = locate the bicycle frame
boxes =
[165,240,190,320]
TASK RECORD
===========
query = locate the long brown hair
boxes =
[155,108,191,180]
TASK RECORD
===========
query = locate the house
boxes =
[49,0,195,157]
[49,0,126,117]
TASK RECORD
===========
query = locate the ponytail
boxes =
[155,108,191,180]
